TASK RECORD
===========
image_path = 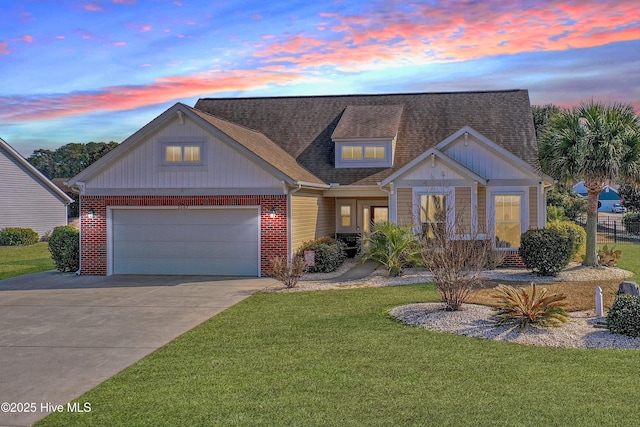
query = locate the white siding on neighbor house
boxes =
[85,116,283,192]
[0,149,68,236]
[441,136,533,180]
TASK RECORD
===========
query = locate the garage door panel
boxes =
[114,241,259,259]
[111,208,260,276]
[114,224,257,242]
[114,257,256,276]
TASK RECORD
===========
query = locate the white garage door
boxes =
[111,208,259,276]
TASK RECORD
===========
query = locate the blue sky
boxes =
[1,0,639,156]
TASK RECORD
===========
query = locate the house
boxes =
[0,137,73,237]
[66,90,552,276]
[572,181,622,213]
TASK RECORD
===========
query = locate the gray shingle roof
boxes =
[194,90,537,185]
[331,105,403,140]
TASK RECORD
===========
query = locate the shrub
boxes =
[546,205,568,222]
[48,226,80,272]
[0,227,39,246]
[518,228,572,276]
[546,221,586,260]
[270,256,305,288]
[492,283,570,330]
[623,212,640,235]
[295,237,346,273]
[361,222,421,277]
[606,294,640,337]
[597,245,622,267]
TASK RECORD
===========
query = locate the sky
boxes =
[1,0,639,157]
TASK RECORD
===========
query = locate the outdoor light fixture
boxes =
[269,206,277,218]
[87,208,95,219]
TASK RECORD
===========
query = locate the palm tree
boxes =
[538,101,640,265]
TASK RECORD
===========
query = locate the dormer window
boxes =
[332,105,402,168]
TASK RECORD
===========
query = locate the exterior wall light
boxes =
[87,208,95,219]
[269,206,277,218]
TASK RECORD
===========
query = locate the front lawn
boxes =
[0,242,54,280]
[38,284,640,427]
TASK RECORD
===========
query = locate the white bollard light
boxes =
[595,286,603,317]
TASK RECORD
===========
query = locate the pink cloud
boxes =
[112,0,136,3]
[21,35,33,43]
[252,0,640,72]
[113,41,127,46]
[84,2,103,11]
[0,41,9,54]
[0,70,305,122]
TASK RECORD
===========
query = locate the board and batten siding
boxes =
[291,192,335,252]
[529,187,538,230]
[85,116,282,191]
[0,150,68,236]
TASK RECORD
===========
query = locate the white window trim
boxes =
[336,199,357,232]
[335,142,392,168]
[160,140,206,167]
[412,187,454,236]
[488,187,529,250]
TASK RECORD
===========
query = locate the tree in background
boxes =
[28,141,119,179]
[546,183,587,221]
[539,101,640,266]
[532,104,561,140]
[27,141,119,217]
[618,183,640,212]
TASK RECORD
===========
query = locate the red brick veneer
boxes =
[500,250,526,268]
[80,195,287,276]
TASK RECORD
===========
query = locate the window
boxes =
[341,146,363,160]
[494,194,521,247]
[420,194,446,238]
[340,205,352,227]
[364,146,385,159]
[163,143,202,164]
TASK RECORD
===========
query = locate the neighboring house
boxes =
[572,182,622,213]
[0,137,73,237]
[66,90,552,276]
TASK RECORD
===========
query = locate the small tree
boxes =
[270,256,305,289]
[420,200,491,311]
[48,226,79,272]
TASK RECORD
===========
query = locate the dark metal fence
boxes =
[575,216,640,244]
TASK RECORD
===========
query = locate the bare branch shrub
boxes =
[270,256,306,289]
[420,195,491,311]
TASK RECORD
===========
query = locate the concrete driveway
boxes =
[0,271,275,427]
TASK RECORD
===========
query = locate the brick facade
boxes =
[80,195,287,276]
[500,250,526,268]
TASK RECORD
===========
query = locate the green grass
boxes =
[0,242,54,280]
[38,284,640,427]
[613,242,640,277]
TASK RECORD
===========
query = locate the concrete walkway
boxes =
[0,271,275,427]
[328,260,381,281]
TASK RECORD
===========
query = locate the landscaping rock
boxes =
[617,281,640,296]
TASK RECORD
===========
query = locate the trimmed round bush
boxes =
[48,226,80,273]
[607,295,640,337]
[546,221,586,260]
[623,212,640,235]
[0,227,39,246]
[296,237,347,273]
[518,228,572,276]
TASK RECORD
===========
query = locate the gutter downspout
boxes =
[378,182,395,223]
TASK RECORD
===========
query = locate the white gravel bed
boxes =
[389,303,640,350]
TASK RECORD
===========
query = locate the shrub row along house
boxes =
[0,137,72,237]
[66,90,553,276]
